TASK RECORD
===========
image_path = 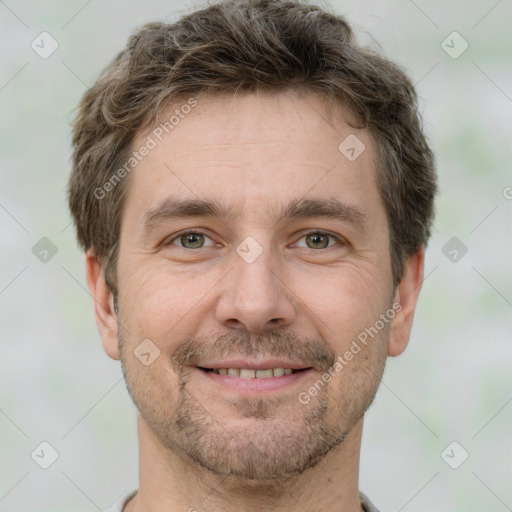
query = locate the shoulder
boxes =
[103,490,137,512]
[360,490,382,512]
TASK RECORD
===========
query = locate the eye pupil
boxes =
[182,233,204,248]
[174,232,336,250]
[306,233,329,249]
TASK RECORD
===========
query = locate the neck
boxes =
[125,414,365,512]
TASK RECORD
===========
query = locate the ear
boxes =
[85,250,120,360]
[388,248,425,357]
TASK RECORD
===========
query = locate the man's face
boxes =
[114,90,395,481]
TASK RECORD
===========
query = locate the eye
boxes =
[295,231,343,250]
[167,230,216,249]
[163,230,344,250]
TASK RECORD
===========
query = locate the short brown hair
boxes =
[68,0,437,298]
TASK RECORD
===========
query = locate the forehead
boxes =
[123,90,385,229]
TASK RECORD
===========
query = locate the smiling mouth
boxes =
[197,367,311,379]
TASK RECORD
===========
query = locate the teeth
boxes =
[211,367,298,378]
[255,369,273,379]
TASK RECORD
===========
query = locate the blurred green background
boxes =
[0,1,511,510]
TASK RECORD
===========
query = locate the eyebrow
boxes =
[141,196,369,234]
[271,197,368,232]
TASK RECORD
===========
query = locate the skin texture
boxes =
[86,89,425,512]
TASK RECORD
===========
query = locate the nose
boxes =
[214,246,296,334]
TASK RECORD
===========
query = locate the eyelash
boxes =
[164,229,345,249]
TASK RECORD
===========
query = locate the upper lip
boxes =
[197,359,312,370]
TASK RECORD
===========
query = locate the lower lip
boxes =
[196,368,313,393]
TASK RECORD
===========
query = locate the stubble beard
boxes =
[118,326,387,486]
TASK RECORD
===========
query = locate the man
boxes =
[67,0,437,510]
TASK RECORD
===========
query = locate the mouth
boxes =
[198,367,309,378]
[195,364,314,393]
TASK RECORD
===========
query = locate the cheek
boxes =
[292,262,389,342]
[118,260,217,350]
